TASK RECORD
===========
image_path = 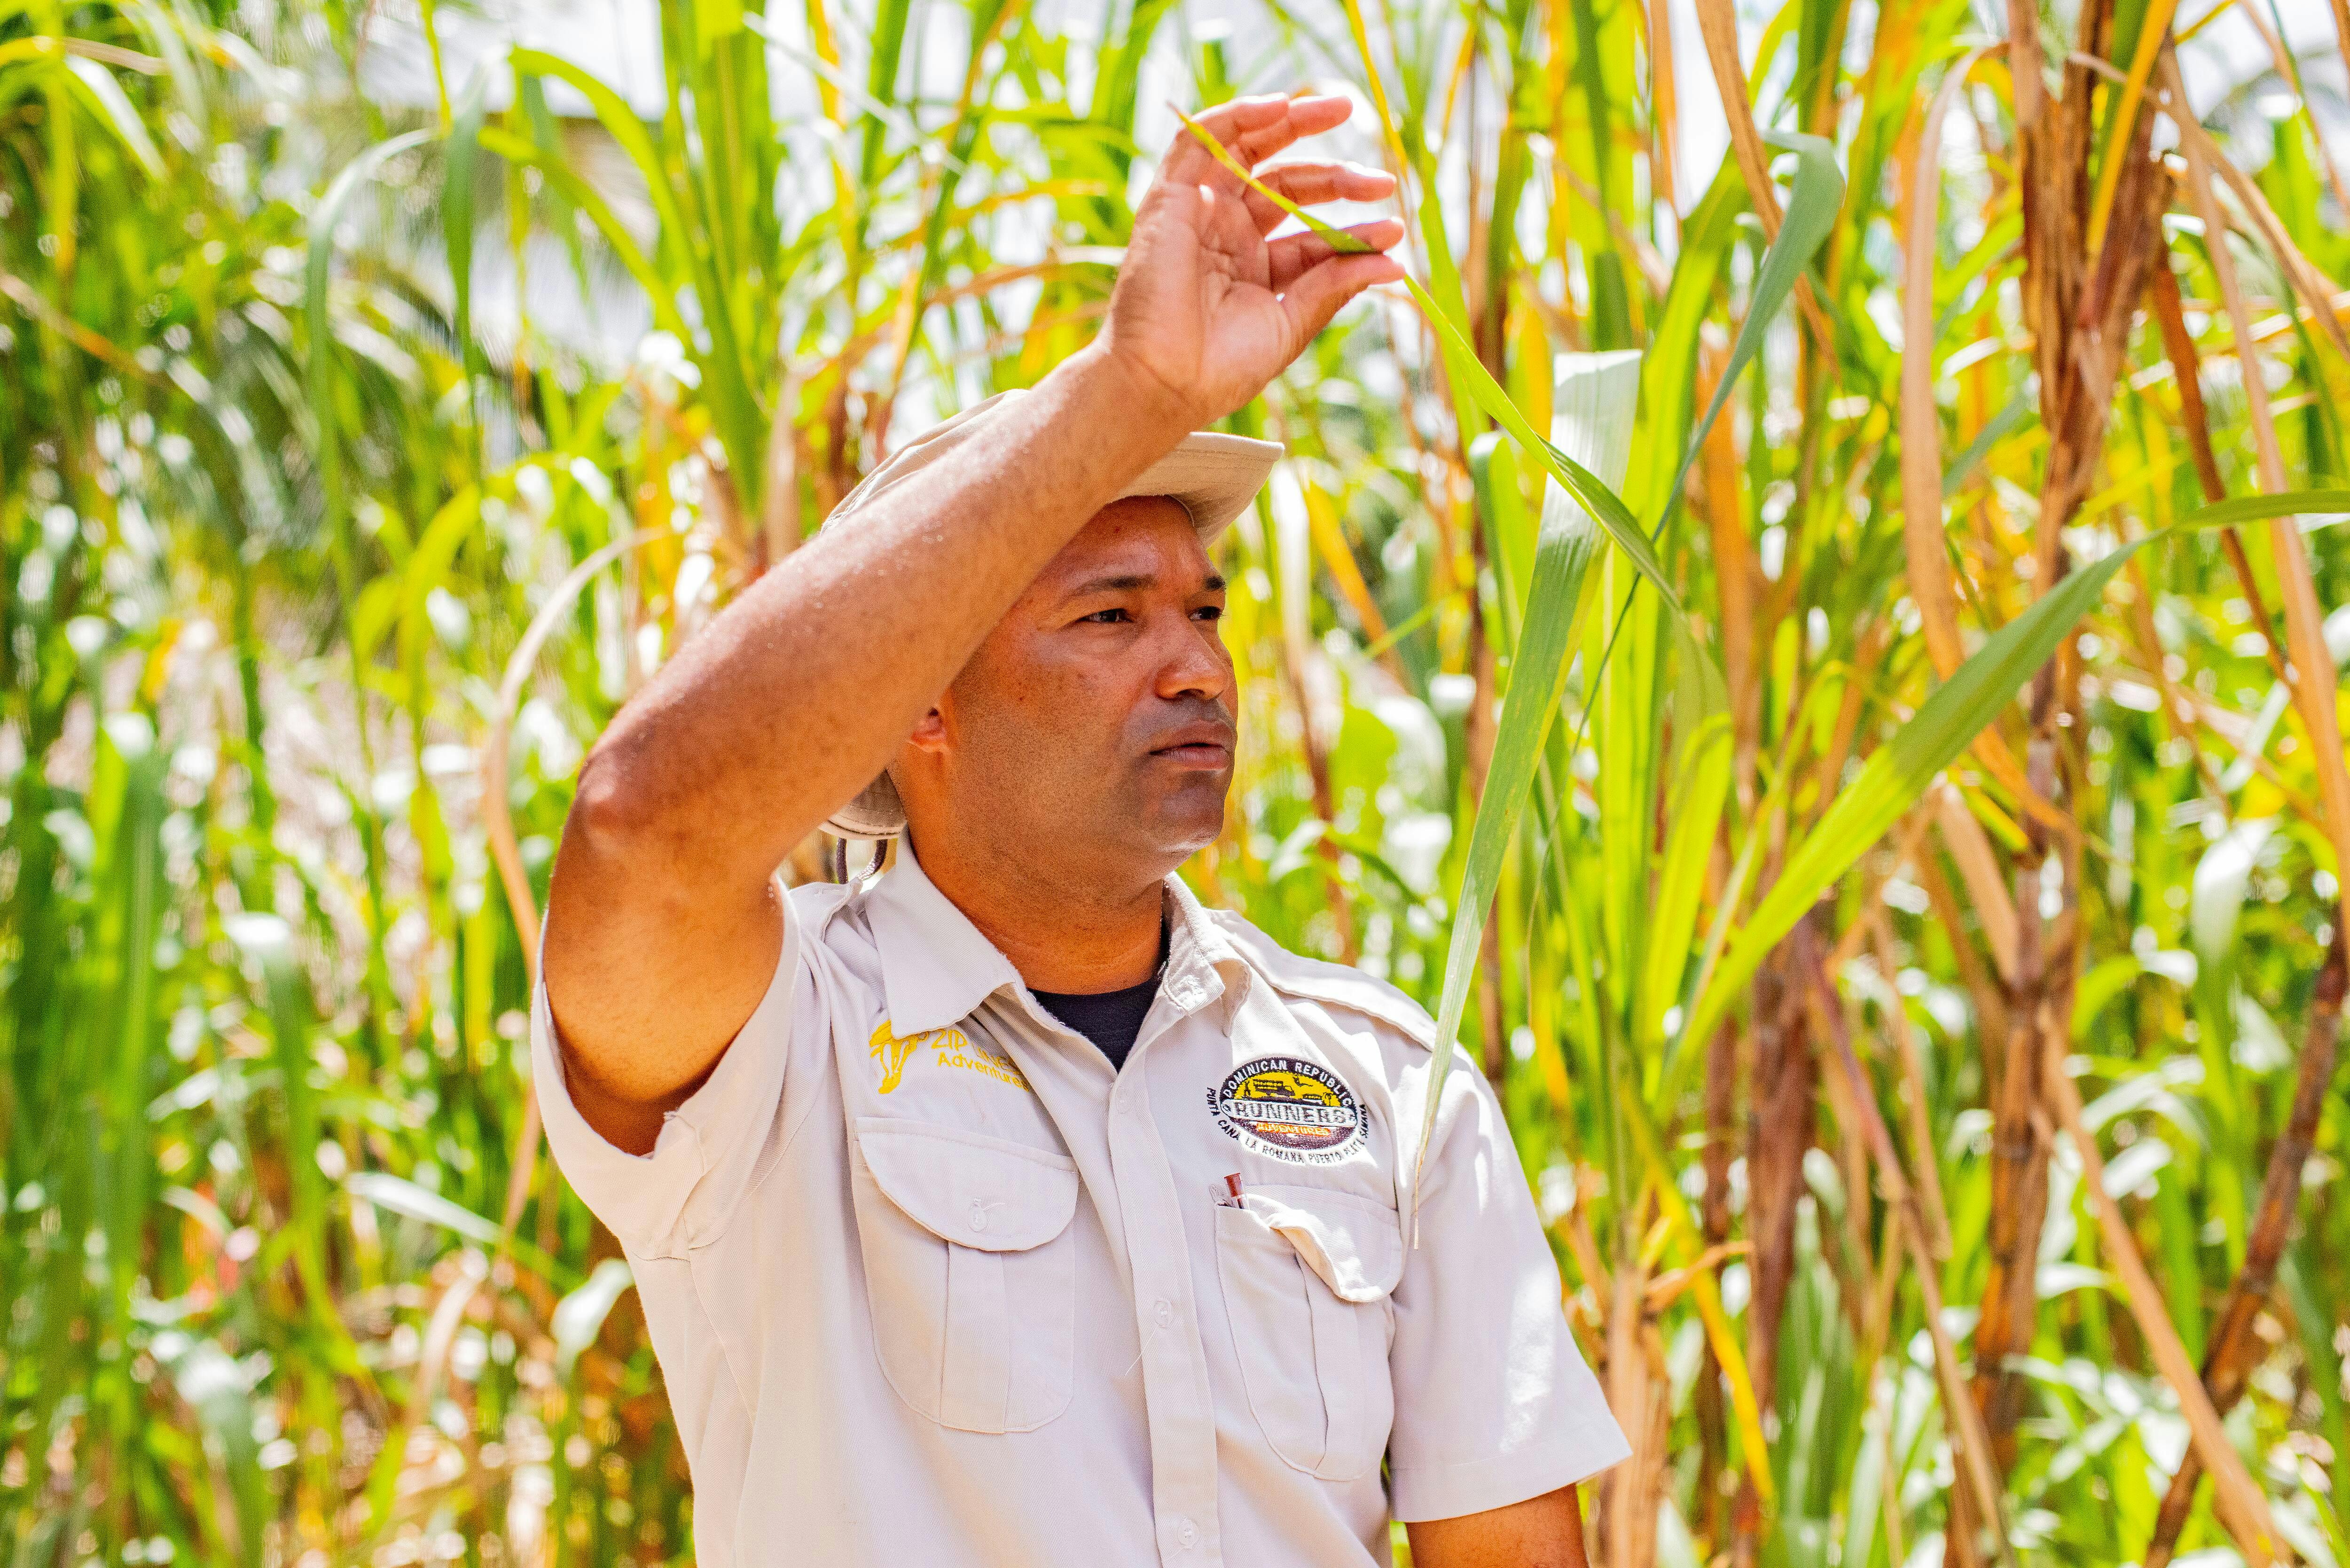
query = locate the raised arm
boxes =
[542,94,1402,1152]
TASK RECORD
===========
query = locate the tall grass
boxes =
[4,0,2349,1563]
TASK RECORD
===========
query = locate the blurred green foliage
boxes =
[4,0,2350,1564]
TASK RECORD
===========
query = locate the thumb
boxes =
[1278,252,1407,350]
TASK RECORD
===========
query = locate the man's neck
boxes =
[906,832,1169,995]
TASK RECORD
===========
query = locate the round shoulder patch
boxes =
[1207,1056,1366,1165]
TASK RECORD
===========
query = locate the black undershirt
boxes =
[1031,921,1169,1072]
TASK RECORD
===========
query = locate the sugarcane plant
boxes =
[4,0,2349,1562]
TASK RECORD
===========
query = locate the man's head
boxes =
[888,493,1236,888]
[815,390,1279,894]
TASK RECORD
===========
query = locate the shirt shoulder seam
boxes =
[1206,908,1438,1048]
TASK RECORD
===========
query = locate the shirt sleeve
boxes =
[1385,1050,1629,1522]
[532,885,810,1258]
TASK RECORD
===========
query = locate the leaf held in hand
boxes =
[1170,103,1374,254]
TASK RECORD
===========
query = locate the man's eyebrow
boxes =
[1067,573,1155,596]
[1064,571,1229,597]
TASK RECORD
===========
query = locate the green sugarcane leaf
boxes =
[442,57,492,377]
[1672,495,2349,1054]
[1468,433,1534,656]
[509,49,691,248]
[2178,489,2350,527]
[1409,143,1476,350]
[1404,275,1679,611]
[308,128,439,551]
[1622,163,1742,522]
[63,56,163,177]
[1652,130,1843,543]
[1676,545,2123,1051]
[344,1170,501,1242]
[344,1170,567,1281]
[1572,133,1841,755]
[1409,350,1642,1229]
[1645,700,1739,1044]
[1396,145,1848,1216]
[475,127,690,340]
[509,48,767,506]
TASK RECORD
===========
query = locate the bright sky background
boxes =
[360,0,2347,370]
[367,0,2347,183]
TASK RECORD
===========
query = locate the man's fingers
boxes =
[1163,93,1357,188]
[1224,94,1354,168]
[1160,94,1297,184]
[1190,92,1352,156]
[1241,162,1398,235]
[1189,92,1305,137]
[1277,251,1407,346]
[1266,219,1406,291]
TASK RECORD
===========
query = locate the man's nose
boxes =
[1155,617,1233,703]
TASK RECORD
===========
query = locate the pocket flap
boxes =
[1245,1185,1403,1302]
[855,1117,1079,1253]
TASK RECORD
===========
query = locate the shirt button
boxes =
[1176,1519,1198,1549]
[1154,1298,1175,1328]
[968,1202,989,1233]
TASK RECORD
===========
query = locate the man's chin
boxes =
[1123,780,1230,863]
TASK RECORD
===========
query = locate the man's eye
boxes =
[1193,605,1223,623]
[1082,608,1131,625]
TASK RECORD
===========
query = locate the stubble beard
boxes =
[967,737,1226,897]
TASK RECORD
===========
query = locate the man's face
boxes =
[896,495,1236,878]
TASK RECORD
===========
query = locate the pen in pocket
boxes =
[1214,1173,1245,1208]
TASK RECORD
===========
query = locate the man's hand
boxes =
[544,91,1396,1154]
[1100,93,1405,429]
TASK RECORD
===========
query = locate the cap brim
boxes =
[817,404,1281,841]
[1116,431,1283,546]
[825,773,908,842]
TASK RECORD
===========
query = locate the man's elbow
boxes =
[549,733,783,955]
[549,743,676,934]
[564,743,651,863]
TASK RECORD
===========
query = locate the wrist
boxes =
[1054,340,1206,445]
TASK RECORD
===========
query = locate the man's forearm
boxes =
[564,345,1191,891]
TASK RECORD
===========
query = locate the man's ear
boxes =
[903,706,948,756]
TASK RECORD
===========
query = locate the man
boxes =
[539,93,1627,1567]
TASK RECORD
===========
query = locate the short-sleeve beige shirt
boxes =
[534,846,1626,1567]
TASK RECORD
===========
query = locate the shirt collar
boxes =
[1158,868,1249,1020]
[861,842,1024,1036]
[861,842,1249,1036]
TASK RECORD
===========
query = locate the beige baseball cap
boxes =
[818,388,1282,841]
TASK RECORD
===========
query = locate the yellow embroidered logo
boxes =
[869,1021,930,1093]
[869,1020,1032,1094]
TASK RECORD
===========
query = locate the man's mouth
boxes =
[1151,741,1232,768]
[1148,723,1236,769]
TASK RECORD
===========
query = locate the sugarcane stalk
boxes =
[2143,933,2346,1568]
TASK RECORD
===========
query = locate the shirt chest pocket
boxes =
[849,1116,1080,1434]
[1214,1184,1405,1482]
